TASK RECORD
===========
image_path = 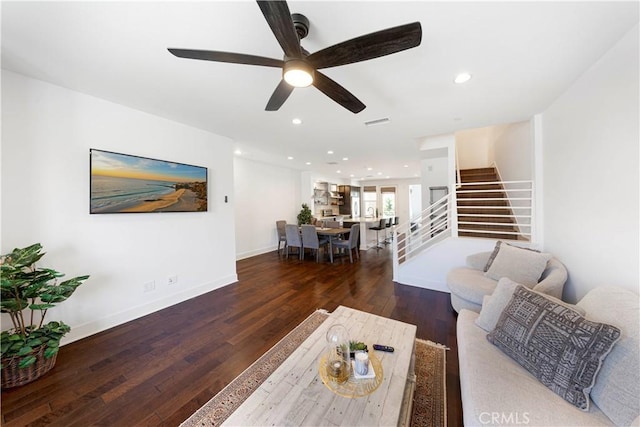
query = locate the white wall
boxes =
[492,120,532,181]
[456,127,494,169]
[1,71,238,344]
[234,156,300,259]
[542,25,639,302]
[395,237,497,292]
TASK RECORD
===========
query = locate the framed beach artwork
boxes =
[90,149,208,214]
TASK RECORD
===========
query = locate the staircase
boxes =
[456,167,521,240]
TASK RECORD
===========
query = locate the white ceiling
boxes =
[2,1,638,181]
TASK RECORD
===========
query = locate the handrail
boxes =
[391,175,535,281]
[455,148,462,189]
[456,179,534,240]
[392,193,452,267]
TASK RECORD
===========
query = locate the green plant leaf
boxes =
[17,345,34,356]
[44,346,59,359]
[26,338,43,347]
[18,355,37,369]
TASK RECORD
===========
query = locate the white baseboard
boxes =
[61,274,238,346]
[236,245,278,260]
[394,275,451,293]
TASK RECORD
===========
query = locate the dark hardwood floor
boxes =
[1,246,462,426]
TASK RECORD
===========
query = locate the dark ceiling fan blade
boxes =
[256,0,302,59]
[307,22,422,70]
[265,79,295,111]
[313,72,366,114]
[168,48,284,68]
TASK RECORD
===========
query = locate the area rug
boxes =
[181,310,447,427]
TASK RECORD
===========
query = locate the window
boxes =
[381,187,396,217]
[363,186,377,217]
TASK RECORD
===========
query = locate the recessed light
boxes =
[350,174,355,178]
[305,161,311,165]
[327,150,334,154]
[367,167,373,171]
[234,150,242,155]
[403,164,409,168]
[292,118,302,125]
[336,170,341,174]
[454,72,472,84]
[342,157,349,161]
[386,176,390,179]
[377,172,383,176]
[287,156,294,160]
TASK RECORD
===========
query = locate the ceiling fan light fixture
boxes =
[284,60,314,87]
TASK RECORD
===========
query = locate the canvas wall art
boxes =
[90,149,208,214]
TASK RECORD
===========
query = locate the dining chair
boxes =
[325,220,341,228]
[285,224,303,260]
[301,224,329,262]
[368,218,386,250]
[276,220,287,256]
[331,224,360,263]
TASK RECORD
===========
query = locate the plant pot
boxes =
[1,345,58,388]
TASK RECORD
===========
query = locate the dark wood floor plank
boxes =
[1,246,463,426]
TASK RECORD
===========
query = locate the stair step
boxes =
[457,191,506,199]
[458,184,503,190]
[457,207,512,215]
[459,231,520,240]
[457,199,510,207]
[459,216,516,224]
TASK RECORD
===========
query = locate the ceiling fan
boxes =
[168,1,422,114]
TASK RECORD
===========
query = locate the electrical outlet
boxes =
[168,275,178,285]
[143,281,156,293]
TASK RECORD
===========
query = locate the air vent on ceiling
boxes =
[326,161,339,165]
[364,117,391,126]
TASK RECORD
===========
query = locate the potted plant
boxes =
[297,203,313,225]
[0,243,89,388]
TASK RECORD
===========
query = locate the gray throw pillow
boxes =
[483,241,503,271]
[475,277,585,332]
[484,243,551,286]
[487,285,621,411]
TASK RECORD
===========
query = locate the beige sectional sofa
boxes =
[447,243,568,313]
[457,284,639,426]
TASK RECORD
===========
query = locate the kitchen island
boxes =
[343,217,388,250]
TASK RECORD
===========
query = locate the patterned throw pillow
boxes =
[487,285,621,410]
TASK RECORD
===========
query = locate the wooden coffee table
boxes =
[223,306,418,426]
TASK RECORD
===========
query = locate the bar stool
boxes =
[368,218,386,249]
[384,217,393,244]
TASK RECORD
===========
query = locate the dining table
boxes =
[315,227,351,263]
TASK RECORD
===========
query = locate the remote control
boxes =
[373,344,394,352]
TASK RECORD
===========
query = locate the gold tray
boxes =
[318,352,383,398]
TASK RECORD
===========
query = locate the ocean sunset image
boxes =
[90,149,207,214]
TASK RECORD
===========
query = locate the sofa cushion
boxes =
[578,287,640,426]
[465,251,492,271]
[487,285,621,411]
[475,277,585,332]
[446,267,500,305]
[457,309,615,426]
[484,242,551,286]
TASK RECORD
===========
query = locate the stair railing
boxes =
[456,180,534,240]
[392,193,452,267]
